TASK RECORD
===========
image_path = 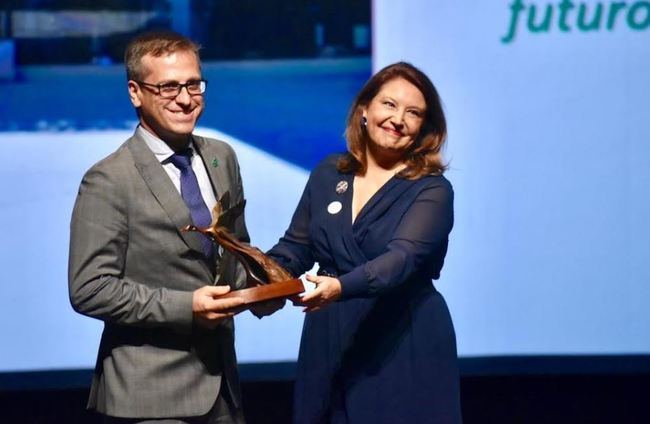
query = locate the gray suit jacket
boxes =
[68,131,248,418]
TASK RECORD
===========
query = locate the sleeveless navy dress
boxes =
[268,155,462,424]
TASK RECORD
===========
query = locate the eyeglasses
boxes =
[135,79,207,99]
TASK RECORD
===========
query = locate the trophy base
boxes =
[221,278,304,305]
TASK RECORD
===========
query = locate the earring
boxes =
[361,116,367,127]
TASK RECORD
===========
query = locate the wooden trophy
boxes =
[182,191,304,306]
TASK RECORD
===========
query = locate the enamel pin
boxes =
[327,201,343,214]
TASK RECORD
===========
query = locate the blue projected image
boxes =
[2,0,649,378]
[1,0,373,376]
[0,58,370,372]
[374,0,650,356]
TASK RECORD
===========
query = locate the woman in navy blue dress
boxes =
[268,62,461,423]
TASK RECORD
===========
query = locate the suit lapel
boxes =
[193,135,228,202]
[126,134,206,257]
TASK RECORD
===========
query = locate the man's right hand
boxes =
[192,285,245,329]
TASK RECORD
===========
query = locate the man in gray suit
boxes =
[69,31,273,423]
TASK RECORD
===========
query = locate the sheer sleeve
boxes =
[338,179,453,299]
[267,177,316,277]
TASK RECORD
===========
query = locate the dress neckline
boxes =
[349,173,400,227]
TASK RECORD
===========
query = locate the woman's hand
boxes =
[300,274,342,312]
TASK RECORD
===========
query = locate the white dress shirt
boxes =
[137,125,218,213]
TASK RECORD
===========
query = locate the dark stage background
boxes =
[2,364,650,423]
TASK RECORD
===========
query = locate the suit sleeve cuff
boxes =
[165,289,195,331]
[338,266,368,300]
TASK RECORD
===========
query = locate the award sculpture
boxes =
[182,191,304,305]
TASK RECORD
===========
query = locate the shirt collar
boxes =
[137,125,196,163]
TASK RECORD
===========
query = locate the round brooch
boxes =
[327,201,343,214]
[335,180,348,194]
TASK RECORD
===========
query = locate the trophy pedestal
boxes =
[221,278,304,305]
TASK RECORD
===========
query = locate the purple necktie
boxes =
[168,149,214,257]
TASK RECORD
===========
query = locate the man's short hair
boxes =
[125,31,201,81]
